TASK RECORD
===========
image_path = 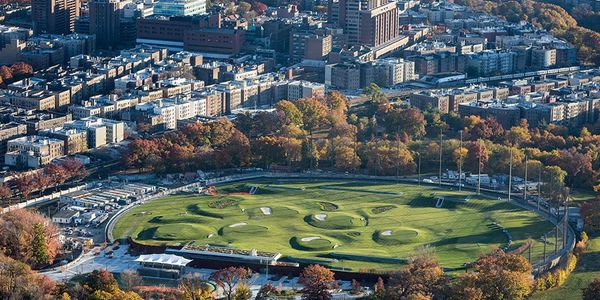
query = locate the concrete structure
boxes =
[0,123,28,156]
[52,209,80,224]
[286,80,325,100]
[0,26,32,65]
[154,0,206,16]
[64,117,125,148]
[40,127,88,155]
[89,0,127,49]
[373,58,416,86]
[332,0,400,47]
[5,135,65,168]
[32,0,80,34]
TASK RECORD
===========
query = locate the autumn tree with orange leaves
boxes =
[299,264,338,300]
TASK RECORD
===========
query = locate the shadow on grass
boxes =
[186,204,224,219]
[136,227,158,240]
[408,197,460,209]
[431,230,505,248]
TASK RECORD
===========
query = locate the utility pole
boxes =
[524,155,528,201]
[418,146,422,186]
[439,128,443,187]
[555,225,559,255]
[508,148,513,202]
[543,234,547,262]
[477,149,481,195]
[563,191,569,250]
[458,130,463,191]
[537,164,542,211]
[528,240,532,263]
[396,132,400,183]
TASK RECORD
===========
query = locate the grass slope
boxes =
[113,180,553,271]
[531,236,600,300]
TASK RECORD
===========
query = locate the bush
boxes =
[534,253,578,292]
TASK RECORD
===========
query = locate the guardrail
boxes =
[0,184,89,214]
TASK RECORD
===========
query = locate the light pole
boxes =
[477,149,481,195]
[523,155,528,201]
[458,130,463,192]
[508,147,513,202]
[438,128,443,187]
[418,143,422,186]
[537,165,542,211]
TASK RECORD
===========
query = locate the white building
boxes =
[137,96,207,129]
[52,210,80,224]
[154,0,206,16]
[374,58,417,86]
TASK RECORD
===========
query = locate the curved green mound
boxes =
[373,228,421,245]
[219,223,269,237]
[290,236,334,251]
[246,206,299,219]
[305,213,365,230]
[152,223,211,241]
[317,201,339,211]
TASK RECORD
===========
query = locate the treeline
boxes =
[456,0,600,65]
[125,89,600,204]
[0,158,87,206]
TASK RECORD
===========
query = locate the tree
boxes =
[298,264,338,300]
[0,254,55,300]
[83,269,120,295]
[44,163,69,188]
[232,283,252,300]
[296,98,329,135]
[236,1,252,14]
[276,100,303,127]
[209,267,252,300]
[125,139,161,170]
[0,65,13,82]
[542,165,568,204]
[180,273,213,300]
[453,250,533,300]
[31,223,50,267]
[120,270,143,291]
[373,277,385,299]
[33,171,51,196]
[383,108,427,140]
[0,183,12,205]
[583,278,600,300]
[12,174,34,199]
[256,282,279,300]
[364,83,387,104]
[10,62,33,78]
[385,254,448,299]
[61,158,87,179]
[0,209,61,267]
[365,140,415,176]
[505,126,531,147]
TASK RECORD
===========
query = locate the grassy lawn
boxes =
[570,189,596,203]
[113,179,554,271]
[531,236,600,300]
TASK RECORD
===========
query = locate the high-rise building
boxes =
[330,0,400,48]
[154,0,207,16]
[32,0,80,34]
[89,0,129,49]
